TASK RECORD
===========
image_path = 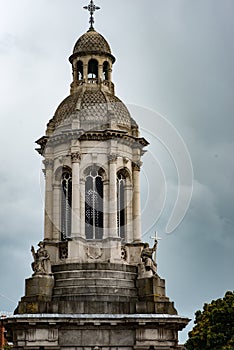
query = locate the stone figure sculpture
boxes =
[31,241,51,275]
[141,241,158,275]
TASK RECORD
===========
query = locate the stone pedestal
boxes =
[17,275,54,314]
[136,275,177,315]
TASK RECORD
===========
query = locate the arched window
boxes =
[103,61,109,80]
[61,170,72,240]
[77,60,83,80]
[117,172,126,240]
[88,59,98,79]
[85,168,103,239]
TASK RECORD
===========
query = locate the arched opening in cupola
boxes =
[77,60,83,80]
[103,61,110,80]
[88,59,98,79]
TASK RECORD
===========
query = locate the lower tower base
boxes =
[5,314,189,350]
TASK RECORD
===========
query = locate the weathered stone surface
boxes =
[5,315,190,350]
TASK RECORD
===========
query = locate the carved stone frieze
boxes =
[59,241,68,260]
[121,246,127,261]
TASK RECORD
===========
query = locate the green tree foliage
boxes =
[185,291,234,350]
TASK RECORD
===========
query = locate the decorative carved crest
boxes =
[86,244,103,260]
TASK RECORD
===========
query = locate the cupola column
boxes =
[43,159,54,241]
[73,64,78,84]
[71,152,81,237]
[84,63,88,82]
[132,162,142,242]
[108,154,118,237]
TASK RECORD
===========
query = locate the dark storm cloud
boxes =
[0,0,233,343]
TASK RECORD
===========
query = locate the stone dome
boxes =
[47,89,138,134]
[73,29,112,57]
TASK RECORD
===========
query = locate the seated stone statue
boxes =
[141,241,158,275]
[31,241,51,275]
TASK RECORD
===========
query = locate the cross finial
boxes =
[83,0,100,30]
[150,231,162,243]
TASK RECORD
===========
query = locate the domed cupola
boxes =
[45,5,140,137]
[71,29,115,61]
[68,27,116,97]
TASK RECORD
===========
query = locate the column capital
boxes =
[71,152,81,163]
[108,153,118,163]
[132,161,142,171]
[43,159,54,170]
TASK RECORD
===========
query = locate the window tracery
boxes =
[85,168,104,239]
[61,170,72,240]
[117,172,126,240]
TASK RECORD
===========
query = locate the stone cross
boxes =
[83,0,100,30]
[150,231,162,243]
[150,231,162,261]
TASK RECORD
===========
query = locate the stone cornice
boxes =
[35,129,149,156]
[5,314,190,330]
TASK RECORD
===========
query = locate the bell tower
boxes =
[5,2,189,349]
[35,3,146,266]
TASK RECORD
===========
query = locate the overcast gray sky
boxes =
[0,0,234,343]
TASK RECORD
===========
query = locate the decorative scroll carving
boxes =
[108,153,118,163]
[132,161,142,171]
[43,159,54,170]
[71,152,81,163]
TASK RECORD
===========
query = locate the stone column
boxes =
[103,179,109,239]
[132,162,142,242]
[53,183,61,241]
[108,154,118,238]
[71,152,81,238]
[80,178,86,239]
[43,159,54,241]
[83,63,88,82]
[125,183,133,242]
[99,64,103,82]
[72,61,77,83]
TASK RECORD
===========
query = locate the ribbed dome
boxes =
[73,29,111,55]
[47,90,138,134]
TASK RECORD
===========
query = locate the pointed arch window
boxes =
[117,172,126,240]
[85,168,104,239]
[61,170,72,240]
[88,59,98,79]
